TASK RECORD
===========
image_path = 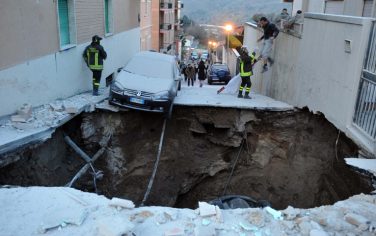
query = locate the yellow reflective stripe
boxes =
[94,83,100,85]
[245,88,251,92]
[94,52,99,68]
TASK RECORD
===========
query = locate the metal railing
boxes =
[353,22,376,139]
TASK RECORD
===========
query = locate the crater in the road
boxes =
[0,107,373,209]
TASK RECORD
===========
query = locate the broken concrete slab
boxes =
[17,104,32,118]
[10,115,30,123]
[64,105,79,114]
[164,227,185,236]
[109,197,135,209]
[49,103,64,112]
[97,216,134,236]
[198,202,217,217]
[344,213,370,227]
[96,100,120,112]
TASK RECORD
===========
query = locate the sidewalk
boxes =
[175,82,294,111]
[0,89,108,164]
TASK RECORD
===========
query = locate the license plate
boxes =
[130,97,144,104]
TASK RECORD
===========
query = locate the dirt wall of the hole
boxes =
[79,107,372,209]
[0,107,372,210]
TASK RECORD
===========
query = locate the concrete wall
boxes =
[0,29,140,117]
[114,0,140,33]
[243,14,375,154]
[0,0,59,70]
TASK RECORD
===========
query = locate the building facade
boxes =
[151,0,183,56]
[293,0,376,17]
[140,0,153,51]
[0,0,141,116]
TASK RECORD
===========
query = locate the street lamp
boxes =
[224,24,233,51]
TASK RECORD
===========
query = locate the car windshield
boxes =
[125,56,172,79]
[212,65,228,71]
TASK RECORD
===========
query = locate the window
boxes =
[104,0,113,35]
[57,0,76,49]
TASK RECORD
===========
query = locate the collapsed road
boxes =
[0,106,373,210]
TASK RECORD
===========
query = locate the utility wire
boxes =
[222,138,245,196]
[140,118,168,206]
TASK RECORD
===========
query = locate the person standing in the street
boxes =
[257,17,279,73]
[83,35,107,96]
[186,63,196,87]
[197,60,207,88]
[238,47,257,99]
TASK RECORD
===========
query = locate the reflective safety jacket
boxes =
[83,43,107,71]
[240,54,256,77]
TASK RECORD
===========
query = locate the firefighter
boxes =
[83,35,107,96]
[238,47,257,99]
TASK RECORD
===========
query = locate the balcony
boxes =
[160,23,172,32]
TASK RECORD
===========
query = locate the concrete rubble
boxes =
[0,187,375,236]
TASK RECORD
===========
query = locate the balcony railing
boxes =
[160,23,172,31]
[160,2,173,10]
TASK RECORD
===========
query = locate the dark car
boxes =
[207,64,231,85]
[109,52,181,117]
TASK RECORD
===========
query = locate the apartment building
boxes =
[0,0,141,116]
[293,0,376,17]
[151,0,183,56]
[140,0,153,51]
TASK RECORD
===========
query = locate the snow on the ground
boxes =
[0,187,375,236]
[346,158,376,176]
[0,89,108,158]
[175,82,293,111]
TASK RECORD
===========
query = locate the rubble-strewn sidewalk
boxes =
[0,89,108,162]
[0,187,375,236]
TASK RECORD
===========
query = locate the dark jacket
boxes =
[260,22,279,40]
[83,42,107,70]
[239,52,256,76]
[198,61,207,80]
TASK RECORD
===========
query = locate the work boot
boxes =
[268,58,274,66]
[93,89,99,96]
[237,93,243,98]
[244,94,251,99]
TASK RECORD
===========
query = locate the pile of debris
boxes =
[0,187,375,236]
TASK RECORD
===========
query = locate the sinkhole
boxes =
[0,107,374,210]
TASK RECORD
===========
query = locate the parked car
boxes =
[109,51,181,116]
[207,63,231,85]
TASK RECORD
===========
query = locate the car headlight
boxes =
[152,91,169,101]
[111,81,124,94]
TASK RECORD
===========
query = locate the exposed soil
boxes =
[0,107,373,210]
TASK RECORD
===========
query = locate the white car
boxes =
[110,51,182,116]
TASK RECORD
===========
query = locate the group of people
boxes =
[81,15,281,98]
[218,16,279,99]
[180,60,208,87]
